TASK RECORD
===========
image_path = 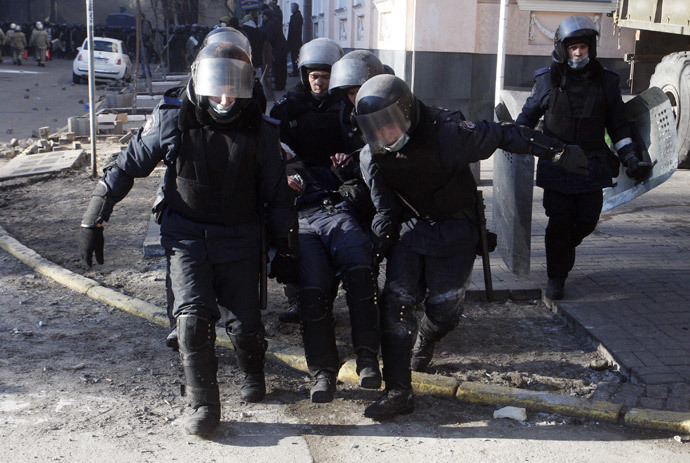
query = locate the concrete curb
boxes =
[2,224,689,433]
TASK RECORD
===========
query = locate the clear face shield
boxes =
[355,102,412,152]
[192,57,254,99]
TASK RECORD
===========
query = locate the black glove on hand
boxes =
[625,156,652,182]
[371,233,393,266]
[78,226,104,267]
[555,145,589,176]
[269,253,299,284]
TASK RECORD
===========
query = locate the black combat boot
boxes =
[410,333,435,372]
[356,349,382,389]
[166,327,179,351]
[177,315,221,436]
[546,277,565,300]
[364,388,415,420]
[411,315,454,372]
[278,304,300,324]
[310,369,337,403]
[228,328,268,403]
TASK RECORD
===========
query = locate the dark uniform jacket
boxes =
[100,88,296,261]
[361,101,563,257]
[516,60,633,194]
[287,10,303,47]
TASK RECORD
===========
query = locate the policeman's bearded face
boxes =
[567,43,589,60]
[346,87,360,106]
[308,70,330,94]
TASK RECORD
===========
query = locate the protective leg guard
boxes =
[342,267,380,356]
[299,287,339,373]
[177,314,220,436]
[227,327,268,403]
[411,315,457,372]
[379,301,416,391]
[546,277,566,300]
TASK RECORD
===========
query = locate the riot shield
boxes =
[602,87,678,212]
[492,90,535,276]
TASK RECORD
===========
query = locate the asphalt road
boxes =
[0,58,108,144]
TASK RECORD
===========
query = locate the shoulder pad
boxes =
[604,68,620,76]
[534,67,550,78]
[262,114,280,126]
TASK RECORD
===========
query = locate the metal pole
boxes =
[494,0,509,108]
[86,0,97,178]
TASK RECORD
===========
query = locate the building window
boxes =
[379,11,391,42]
[314,21,320,38]
[339,18,347,41]
[356,15,365,41]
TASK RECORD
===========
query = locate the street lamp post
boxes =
[86,0,97,177]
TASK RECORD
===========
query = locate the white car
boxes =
[72,37,132,84]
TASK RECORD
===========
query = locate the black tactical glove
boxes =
[78,226,104,267]
[269,253,299,284]
[554,145,589,176]
[624,156,652,182]
[371,232,393,266]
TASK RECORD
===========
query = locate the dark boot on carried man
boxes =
[356,349,382,389]
[178,314,221,436]
[310,369,337,403]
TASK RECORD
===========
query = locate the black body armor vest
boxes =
[374,107,477,221]
[543,75,607,151]
[165,127,258,226]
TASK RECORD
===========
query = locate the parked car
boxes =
[72,37,132,84]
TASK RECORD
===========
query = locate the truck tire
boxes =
[650,52,690,168]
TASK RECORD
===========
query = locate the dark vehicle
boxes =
[106,13,136,29]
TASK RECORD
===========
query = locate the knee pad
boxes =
[177,314,216,352]
[418,313,459,342]
[341,266,377,302]
[299,287,329,322]
[227,325,267,354]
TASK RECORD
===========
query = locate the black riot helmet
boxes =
[329,50,385,98]
[201,26,252,62]
[297,38,344,89]
[552,15,599,64]
[187,42,254,121]
[355,75,417,150]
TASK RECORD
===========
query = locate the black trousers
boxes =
[543,188,603,279]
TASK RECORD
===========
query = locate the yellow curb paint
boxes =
[412,371,458,397]
[0,226,99,294]
[625,408,690,433]
[456,382,622,422]
[338,359,360,386]
[86,285,169,327]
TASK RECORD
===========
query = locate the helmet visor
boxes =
[355,101,412,147]
[192,58,254,98]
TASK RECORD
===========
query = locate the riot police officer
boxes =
[329,50,386,153]
[516,15,651,300]
[356,74,589,420]
[10,24,26,65]
[78,43,298,436]
[270,38,382,401]
[29,21,49,67]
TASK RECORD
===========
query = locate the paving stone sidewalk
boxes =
[470,160,690,412]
